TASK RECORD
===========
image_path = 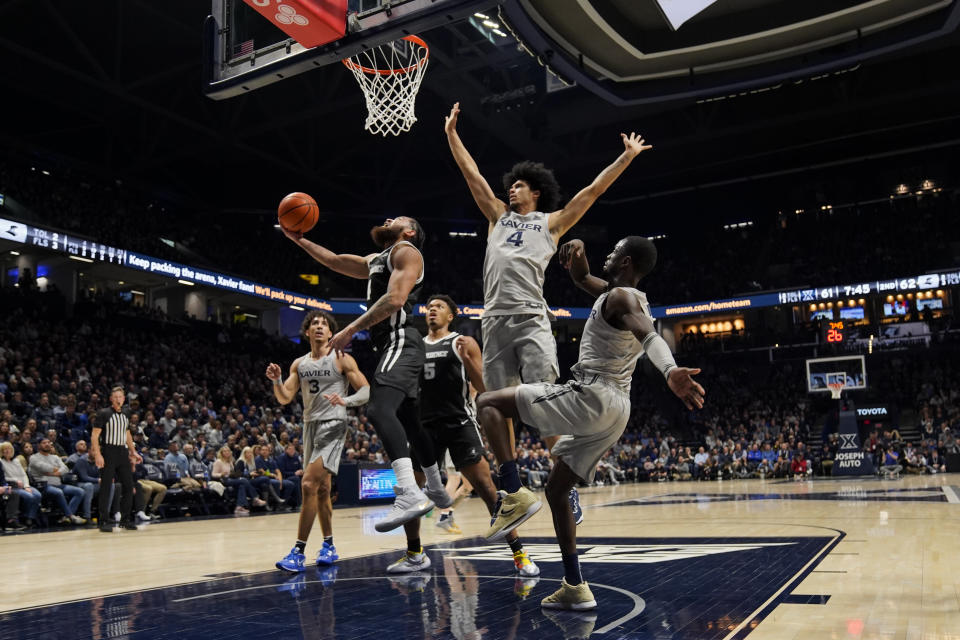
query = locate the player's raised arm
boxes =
[548,133,653,240]
[445,102,508,224]
[281,227,372,279]
[324,353,371,407]
[559,239,608,298]
[266,359,301,405]
[605,288,705,411]
[329,243,422,352]
[454,335,485,394]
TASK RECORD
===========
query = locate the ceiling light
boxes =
[473,12,489,19]
[482,19,499,28]
[177,279,195,286]
[69,256,94,263]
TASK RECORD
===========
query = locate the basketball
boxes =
[277,192,318,234]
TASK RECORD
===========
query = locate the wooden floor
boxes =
[2,473,958,639]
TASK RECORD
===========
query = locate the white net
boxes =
[343,35,429,137]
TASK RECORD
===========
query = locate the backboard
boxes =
[805,355,866,394]
[203,0,489,100]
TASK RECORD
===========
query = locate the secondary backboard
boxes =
[203,0,490,99]
[805,355,866,394]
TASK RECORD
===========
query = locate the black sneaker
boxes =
[5,520,26,532]
[99,524,114,533]
[120,521,139,531]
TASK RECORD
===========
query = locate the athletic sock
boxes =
[508,538,524,555]
[561,551,583,585]
[407,538,421,555]
[438,511,450,521]
[422,463,444,492]
[391,457,417,490]
[498,460,523,493]
[295,539,306,553]
[323,536,333,547]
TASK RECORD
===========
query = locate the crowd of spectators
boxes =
[2,155,958,309]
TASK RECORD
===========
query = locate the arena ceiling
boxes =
[0,0,958,234]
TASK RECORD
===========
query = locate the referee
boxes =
[92,386,141,532]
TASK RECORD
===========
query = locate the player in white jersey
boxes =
[445,102,652,523]
[267,310,370,573]
[476,236,705,611]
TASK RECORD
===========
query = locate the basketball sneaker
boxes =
[386,550,432,573]
[435,512,462,534]
[375,485,434,533]
[513,549,541,577]
[541,608,599,640]
[276,546,307,573]
[424,485,454,509]
[485,487,541,541]
[569,488,584,525]
[540,578,597,610]
[316,541,338,566]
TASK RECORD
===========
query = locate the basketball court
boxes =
[3,474,958,639]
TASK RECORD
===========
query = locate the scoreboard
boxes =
[821,320,847,344]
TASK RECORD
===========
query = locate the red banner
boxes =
[242,0,347,49]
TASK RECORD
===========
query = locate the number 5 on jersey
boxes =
[423,362,436,380]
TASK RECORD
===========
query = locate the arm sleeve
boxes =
[342,385,370,408]
[641,332,678,379]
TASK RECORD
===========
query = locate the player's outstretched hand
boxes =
[559,239,586,270]
[329,327,354,355]
[445,102,460,134]
[280,227,303,243]
[323,393,346,407]
[667,367,705,410]
[265,362,282,381]
[621,132,652,157]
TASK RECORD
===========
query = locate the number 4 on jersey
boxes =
[506,230,524,247]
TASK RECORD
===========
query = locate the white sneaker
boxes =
[386,551,432,574]
[136,511,151,522]
[113,512,121,523]
[424,485,453,509]
[375,485,434,533]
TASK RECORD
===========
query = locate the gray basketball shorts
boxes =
[302,419,349,475]
[481,313,559,390]
[515,378,630,483]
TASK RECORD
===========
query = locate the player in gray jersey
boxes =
[445,102,653,523]
[477,236,705,611]
[267,310,370,573]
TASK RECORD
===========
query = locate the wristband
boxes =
[273,378,282,386]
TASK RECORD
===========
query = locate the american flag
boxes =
[233,39,254,57]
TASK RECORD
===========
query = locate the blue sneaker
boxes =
[316,541,339,566]
[276,546,306,573]
[569,488,584,525]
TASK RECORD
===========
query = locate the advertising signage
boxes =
[5,215,956,321]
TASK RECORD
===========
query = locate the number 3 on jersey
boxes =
[506,230,524,247]
[308,379,320,394]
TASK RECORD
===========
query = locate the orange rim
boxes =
[342,35,429,76]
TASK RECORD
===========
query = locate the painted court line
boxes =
[942,486,960,504]
[171,575,646,634]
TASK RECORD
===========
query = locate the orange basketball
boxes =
[278,192,319,234]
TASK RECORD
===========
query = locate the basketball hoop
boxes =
[342,35,429,137]
[827,382,845,400]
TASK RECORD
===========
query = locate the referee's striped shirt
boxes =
[96,407,131,447]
